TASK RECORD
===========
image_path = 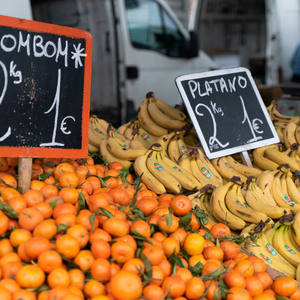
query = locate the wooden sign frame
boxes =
[175,67,279,159]
[0,15,92,158]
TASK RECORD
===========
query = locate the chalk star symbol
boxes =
[71,43,87,68]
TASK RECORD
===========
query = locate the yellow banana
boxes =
[88,143,99,153]
[211,156,247,183]
[252,145,279,171]
[99,139,132,168]
[285,172,300,204]
[245,178,293,219]
[146,149,181,194]
[295,123,300,145]
[255,170,278,206]
[129,130,148,150]
[210,181,247,231]
[292,211,300,248]
[147,96,187,130]
[167,133,182,164]
[264,147,299,172]
[138,95,169,137]
[268,100,299,123]
[226,155,262,178]
[155,132,177,156]
[283,120,298,150]
[153,94,187,121]
[133,151,166,195]
[226,182,272,225]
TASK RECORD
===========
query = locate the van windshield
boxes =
[125,0,187,58]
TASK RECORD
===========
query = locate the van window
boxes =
[125,0,187,58]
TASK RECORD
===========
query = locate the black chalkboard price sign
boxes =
[0,15,92,158]
[175,67,279,159]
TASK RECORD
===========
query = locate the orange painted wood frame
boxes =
[0,15,92,159]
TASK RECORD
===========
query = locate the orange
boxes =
[33,201,53,219]
[1,187,20,202]
[76,209,99,231]
[83,280,106,299]
[162,275,186,299]
[189,254,206,267]
[234,259,255,277]
[56,234,80,259]
[88,192,111,212]
[18,207,44,231]
[74,250,95,271]
[8,196,27,215]
[37,249,63,273]
[54,162,75,180]
[176,267,193,284]
[185,276,205,299]
[246,256,267,273]
[162,237,180,258]
[157,213,179,234]
[203,245,224,261]
[108,161,124,170]
[30,179,45,191]
[122,258,144,275]
[69,268,85,290]
[223,269,246,289]
[16,265,45,289]
[23,236,51,260]
[0,214,9,236]
[226,287,252,300]
[189,212,201,231]
[33,219,57,239]
[130,219,151,238]
[0,286,11,300]
[1,261,23,280]
[90,258,111,282]
[209,223,231,240]
[23,189,44,207]
[141,245,165,266]
[220,240,239,260]
[245,275,264,298]
[9,228,32,248]
[204,280,222,300]
[290,289,300,300]
[136,196,158,216]
[75,165,89,179]
[110,240,135,264]
[55,213,77,227]
[254,272,273,290]
[52,202,77,219]
[0,158,8,172]
[114,234,137,252]
[102,217,129,237]
[89,228,112,243]
[13,289,37,300]
[183,233,205,256]
[66,224,89,249]
[201,259,223,276]
[47,267,70,288]
[169,228,187,246]
[110,270,143,300]
[0,173,17,188]
[142,284,164,300]
[170,194,192,216]
[58,187,79,204]
[108,188,131,206]
[158,257,172,278]
[272,276,298,297]
[0,278,20,294]
[91,239,111,259]
[39,184,58,198]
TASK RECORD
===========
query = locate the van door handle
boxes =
[126,66,138,79]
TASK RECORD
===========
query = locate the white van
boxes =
[29,0,216,124]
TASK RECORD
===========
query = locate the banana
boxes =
[264,147,299,172]
[190,155,213,187]
[226,154,262,178]
[88,125,104,147]
[296,123,300,145]
[117,120,132,136]
[153,94,187,121]
[183,131,201,148]
[274,123,285,144]
[255,170,278,206]
[245,177,293,219]
[268,100,300,123]
[245,229,296,278]
[296,262,300,283]
[99,139,132,169]
[138,126,159,149]
[88,143,99,153]
[292,211,300,248]
[272,224,300,267]
[152,144,202,191]
[196,148,223,187]
[167,133,182,164]
[285,172,300,204]
[146,149,181,194]
[133,151,166,195]
[211,156,247,183]
[285,224,300,253]
[272,170,300,212]
[252,145,279,171]
[177,150,193,174]
[209,180,247,231]
[283,120,298,150]
[155,132,177,156]
[225,181,272,225]
[129,130,148,150]
[138,95,169,137]
[106,134,147,161]
[147,96,187,130]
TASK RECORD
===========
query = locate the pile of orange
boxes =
[0,155,298,300]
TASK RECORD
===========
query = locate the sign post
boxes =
[0,16,92,193]
[175,67,279,160]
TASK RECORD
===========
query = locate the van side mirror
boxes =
[188,30,199,58]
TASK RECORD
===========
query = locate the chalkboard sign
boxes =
[175,67,279,159]
[0,16,92,158]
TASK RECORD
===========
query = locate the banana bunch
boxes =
[137,92,187,137]
[242,222,297,278]
[98,126,147,169]
[209,176,274,232]
[133,143,202,195]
